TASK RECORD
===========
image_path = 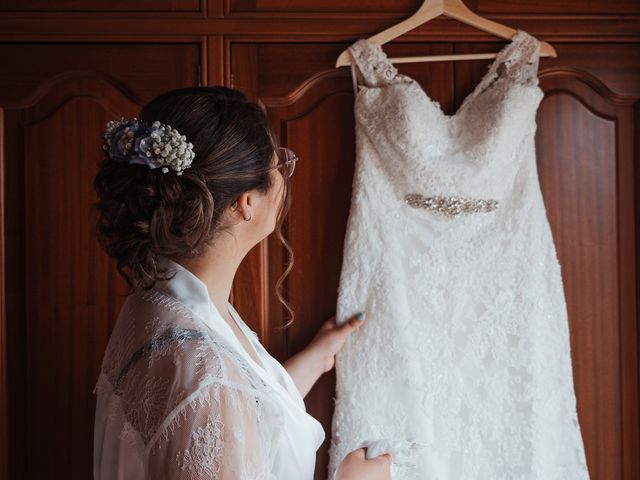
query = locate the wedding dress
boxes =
[93,255,325,479]
[328,30,590,479]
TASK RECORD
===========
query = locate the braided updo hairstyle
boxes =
[93,86,295,326]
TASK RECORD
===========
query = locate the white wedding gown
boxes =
[328,30,590,479]
[93,255,325,479]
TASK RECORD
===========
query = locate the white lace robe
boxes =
[94,255,325,479]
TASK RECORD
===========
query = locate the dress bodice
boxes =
[347,30,545,204]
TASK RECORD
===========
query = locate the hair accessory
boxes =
[102,117,195,175]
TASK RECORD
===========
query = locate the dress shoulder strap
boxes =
[459,29,542,105]
[347,31,540,95]
[348,39,400,90]
[496,29,542,86]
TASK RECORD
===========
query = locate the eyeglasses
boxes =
[274,147,298,179]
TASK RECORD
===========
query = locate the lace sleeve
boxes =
[148,380,278,480]
[96,290,285,479]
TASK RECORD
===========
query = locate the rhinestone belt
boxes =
[405,193,499,216]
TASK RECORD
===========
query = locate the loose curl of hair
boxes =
[93,86,296,328]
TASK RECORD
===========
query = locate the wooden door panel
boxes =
[0,43,201,107]
[535,70,638,480]
[0,43,200,480]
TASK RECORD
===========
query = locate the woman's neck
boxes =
[173,235,248,318]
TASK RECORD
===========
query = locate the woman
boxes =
[92,86,392,479]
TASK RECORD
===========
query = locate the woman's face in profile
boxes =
[226,149,286,245]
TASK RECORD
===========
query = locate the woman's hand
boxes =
[306,312,366,373]
[283,312,366,398]
[335,448,392,480]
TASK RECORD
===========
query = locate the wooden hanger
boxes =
[335,0,557,67]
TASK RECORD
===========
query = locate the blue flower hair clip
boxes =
[102,117,195,175]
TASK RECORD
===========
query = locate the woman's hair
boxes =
[93,86,295,327]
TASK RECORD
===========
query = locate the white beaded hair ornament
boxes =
[102,117,195,175]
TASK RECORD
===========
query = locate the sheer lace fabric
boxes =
[94,256,324,479]
[328,30,590,480]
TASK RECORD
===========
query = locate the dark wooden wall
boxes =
[0,1,638,479]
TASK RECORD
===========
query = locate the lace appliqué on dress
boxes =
[470,29,542,101]
[348,39,402,88]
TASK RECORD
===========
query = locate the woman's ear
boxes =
[230,192,254,221]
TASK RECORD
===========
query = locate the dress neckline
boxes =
[428,29,532,119]
[350,29,539,121]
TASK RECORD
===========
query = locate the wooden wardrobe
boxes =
[0,1,638,479]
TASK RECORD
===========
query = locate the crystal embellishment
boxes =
[405,193,499,216]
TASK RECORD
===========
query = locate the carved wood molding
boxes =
[0,16,638,41]
[539,67,639,114]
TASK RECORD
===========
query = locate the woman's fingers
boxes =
[322,311,366,333]
[370,452,393,478]
[374,452,393,464]
[337,448,392,480]
[351,448,366,459]
[342,311,366,331]
[320,316,337,331]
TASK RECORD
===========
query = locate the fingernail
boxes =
[356,312,366,321]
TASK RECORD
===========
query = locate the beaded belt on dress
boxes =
[405,193,499,216]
